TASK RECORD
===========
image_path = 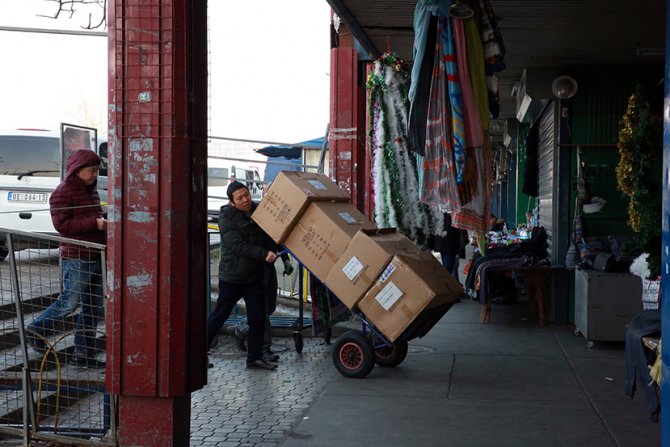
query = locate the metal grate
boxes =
[0,229,114,446]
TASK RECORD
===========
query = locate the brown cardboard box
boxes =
[357,252,463,342]
[252,171,350,243]
[284,202,377,281]
[324,229,418,309]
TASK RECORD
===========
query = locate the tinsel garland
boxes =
[615,85,662,278]
[367,53,436,244]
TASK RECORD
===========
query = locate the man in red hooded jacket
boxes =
[27,149,107,369]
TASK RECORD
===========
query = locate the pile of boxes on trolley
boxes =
[252,171,463,343]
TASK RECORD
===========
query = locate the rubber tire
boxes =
[374,339,408,368]
[332,331,375,378]
[292,331,304,354]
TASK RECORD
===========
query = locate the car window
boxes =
[0,136,60,176]
[208,167,229,187]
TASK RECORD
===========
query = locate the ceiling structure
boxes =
[326,0,666,125]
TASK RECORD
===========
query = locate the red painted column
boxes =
[108,1,208,445]
[329,23,370,216]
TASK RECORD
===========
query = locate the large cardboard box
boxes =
[284,202,377,281]
[252,171,350,243]
[324,229,418,309]
[357,252,463,342]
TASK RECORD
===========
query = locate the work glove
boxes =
[283,258,294,276]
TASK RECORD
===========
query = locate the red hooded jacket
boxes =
[49,149,106,259]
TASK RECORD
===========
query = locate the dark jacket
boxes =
[50,149,105,260]
[431,213,467,258]
[218,202,277,284]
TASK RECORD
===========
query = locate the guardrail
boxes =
[0,228,114,446]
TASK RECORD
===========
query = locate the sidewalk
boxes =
[193,296,662,447]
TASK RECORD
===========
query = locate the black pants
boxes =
[207,279,265,363]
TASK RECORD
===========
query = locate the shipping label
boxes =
[342,256,364,281]
[375,281,403,311]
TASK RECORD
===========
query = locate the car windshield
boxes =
[208,166,229,187]
[0,136,60,177]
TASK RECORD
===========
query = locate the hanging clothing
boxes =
[421,18,460,212]
[452,136,492,234]
[408,14,437,156]
[464,17,489,132]
[452,17,483,149]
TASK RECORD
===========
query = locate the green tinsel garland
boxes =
[616,85,662,278]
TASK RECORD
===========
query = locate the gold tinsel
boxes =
[616,92,640,231]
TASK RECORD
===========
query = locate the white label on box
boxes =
[306,180,327,190]
[338,212,358,224]
[342,256,364,281]
[375,281,403,311]
[380,263,396,282]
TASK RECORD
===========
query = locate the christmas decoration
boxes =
[367,53,436,244]
[616,85,662,278]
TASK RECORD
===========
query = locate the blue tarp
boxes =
[256,137,325,183]
[256,137,325,159]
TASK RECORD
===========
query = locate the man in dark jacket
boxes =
[27,149,107,369]
[207,181,279,370]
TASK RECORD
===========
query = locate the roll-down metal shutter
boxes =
[537,104,557,259]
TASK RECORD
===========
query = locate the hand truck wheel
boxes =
[292,331,304,353]
[374,339,408,368]
[332,331,375,378]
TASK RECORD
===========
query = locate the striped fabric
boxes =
[441,17,467,185]
[420,17,461,212]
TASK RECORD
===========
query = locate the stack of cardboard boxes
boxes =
[253,172,463,343]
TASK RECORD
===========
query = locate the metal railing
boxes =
[0,228,114,446]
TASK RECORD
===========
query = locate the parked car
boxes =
[207,158,262,222]
[0,129,107,260]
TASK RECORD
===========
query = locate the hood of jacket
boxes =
[65,149,101,179]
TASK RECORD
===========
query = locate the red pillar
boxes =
[108,1,208,445]
[329,22,370,216]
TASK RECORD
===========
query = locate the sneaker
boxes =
[26,333,47,354]
[246,359,277,370]
[263,352,280,362]
[71,355,106,369]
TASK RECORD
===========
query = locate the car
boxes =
[0,129,107,260]
[207,158,262,222]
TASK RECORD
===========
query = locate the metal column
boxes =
[661,2,670,444]
[108,1,208,445]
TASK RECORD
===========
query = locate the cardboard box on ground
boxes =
[252,171,349,244]
[324,228,419,309]
[357,252,463,342]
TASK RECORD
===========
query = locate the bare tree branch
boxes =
[39,0,107,30]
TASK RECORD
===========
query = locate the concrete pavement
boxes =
[192,296,662,447]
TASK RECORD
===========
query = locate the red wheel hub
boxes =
[339,342,363,369]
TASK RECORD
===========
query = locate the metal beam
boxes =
[325,0,381,59]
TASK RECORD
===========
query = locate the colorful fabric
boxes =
[452,17,483,149]
[463,17,489,132]
[452,136,492,234]
[420,19,461,213]
[441,17,467,184]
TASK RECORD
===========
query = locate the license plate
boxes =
[7,192,48,203]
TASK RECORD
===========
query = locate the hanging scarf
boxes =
[421,19,461,213]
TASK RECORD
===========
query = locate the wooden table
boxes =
[479,265,550,324]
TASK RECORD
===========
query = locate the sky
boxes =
[0,0,331,146]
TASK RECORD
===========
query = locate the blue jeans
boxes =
[27,258,104,356]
